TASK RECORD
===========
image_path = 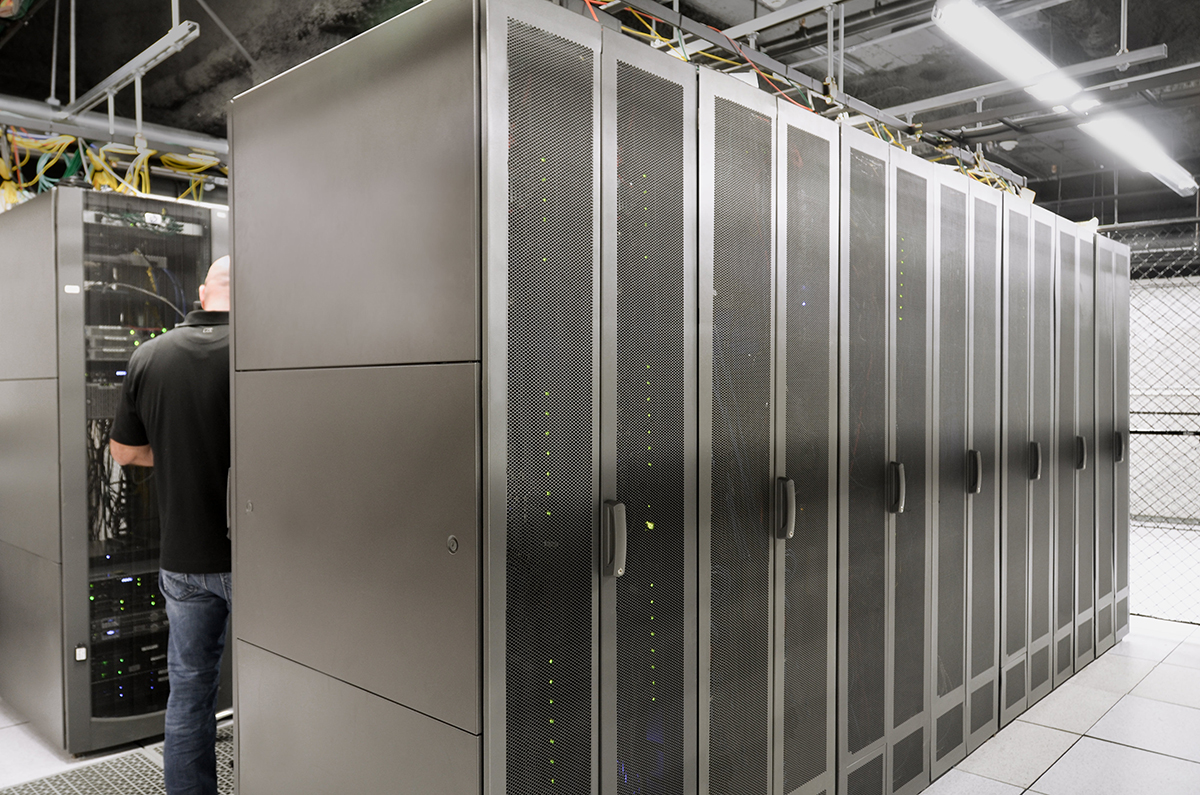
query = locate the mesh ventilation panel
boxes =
[1057,231,1077,633]
[1098,605,1112,641]
[707,95,773,795]
[1057,636,1072,674]
[847,756,884,795]
[893,168,928,730]
[1113,251,1129,597]
[936,705,964,762]
[1096,246,1116,601]
[783,123,832,794]
[614,61,687,795]
[970,682,993,734]
[892,728,925,792]
[846,147,888,755]
[937,185,968,699]
[1030,647,1049,691]
[1079,618,1093,654]
[1030,221,1055,642]
[1077,243,1096,620]
[1005,210,1029,660]
[504,21,596,795]
[970,198,999,681]
[1005,660,1025,708]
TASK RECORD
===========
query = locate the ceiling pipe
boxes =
[46,0,60,106]
[0,92,228,154]
[68,0,75,103]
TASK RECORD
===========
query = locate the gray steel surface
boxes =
[0,378,62,561]
[0,540,64,749]
[0,192,57,381]
[233,363,480,734]
[229,0,478,372]
[235,640,480,795]
[1075,230,1097,670]
[1113,245,1130,641]
[1053,218,1078,688]
[966,181,1002,754]
[1094,237,1117,655]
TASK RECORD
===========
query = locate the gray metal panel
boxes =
[229,0,478,371]
[0,191,58,381]
[931,165,971,780]
[1093,235,1117,655]
[776,98,839,795]
[1075,229,1096,670]
[55,187,92,754]
[699,67,777,795]
[888,149,933,795]
[599,27,698,795]
[236,640,480,795]
[234,364,480,734]
[1027,205,1056,705]
[965,180,1001,752]
[838,122,891,793]
[1113,244,1130,640]
[1053,217,1078,687]
[0,378,61,561]
[0,540,64,748]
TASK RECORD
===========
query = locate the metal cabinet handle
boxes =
[603,500,627,577]
[889,461,906,514]
[1030,441,1042,481]
[969,449,983,494]
[776,477,797,540]
[1115,431,1126,463]
[1076,435,1088,471]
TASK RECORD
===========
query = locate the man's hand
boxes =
[110,440,155,467]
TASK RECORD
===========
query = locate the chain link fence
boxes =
[1108,219,1200,624]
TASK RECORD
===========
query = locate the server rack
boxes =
[931,166,971,779]
[1094,234,1119,655]
[837,126,934,795]
[1053,217,1080,688]
[0,187,229,754]
[999,194,1033,726]
[1113,245,1131,642]
[1027,205,1057,707]
[1075,228,1098,670]
[965,181,1003,754]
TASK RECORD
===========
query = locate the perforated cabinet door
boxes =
[699,68,777,795]
[1054,218,1079,687]
[1094,236,1117,654]
[599,29,698,795]
[1114,244,1131,640]
[1076,231,1097,670]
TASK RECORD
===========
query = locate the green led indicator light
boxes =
[162,328,167,333]
[545,392,550,396]
[549,719,555,724]
[129,330,135,335]
[545,411,550,416]
[549,739,555,744]
[541,158,546,162]
[89,596,94,601]
[549,659,553,664]
[543,257,547,262]
[646,364,651,369]
[547,472,551,477]
[549,679,553,684]
[649,599,654,604]
[550,760,555,765]
[542,177,547,182]
[647,381,651,386]
[643,174,647,178]
[546,511,551,516]
[646,522,654,530]
[650,631,655,636]
[549,699,554,704]
[546,491,551,496]
[644,255,649,260]
[545,431,550,436]
[134,341,139,346]
[546,451,551,456]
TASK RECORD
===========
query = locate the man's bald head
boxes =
[199,256,230,312]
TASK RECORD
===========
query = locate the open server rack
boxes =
[227,0,1129,793]
[0,187,229,753]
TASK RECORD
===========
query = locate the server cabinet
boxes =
[1113,244,1131,642]
[699,68,778,795]
[1075,229,1097,670]
[1000,194,1032,726]
[1053,218,1079,687]
[838,127,933,795]
[0,187,228,754]
[1094,235,1118,655]
[931,167,971,779]
[776,100,839,795]
[1027,205,1057,706]
[966,182,1003,752]
[600,28,698,795]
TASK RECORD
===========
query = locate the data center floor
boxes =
[0,617,1196,794]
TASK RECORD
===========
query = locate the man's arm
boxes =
[110,439,155,467]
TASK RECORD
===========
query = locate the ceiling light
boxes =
[1079,113,1199,196]
[932,0,1080,104]
[1072,97,1102,113]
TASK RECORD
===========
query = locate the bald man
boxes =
[110,256,231,795]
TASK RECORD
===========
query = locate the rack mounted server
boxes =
[0,188,230,753]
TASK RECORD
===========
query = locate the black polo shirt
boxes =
[111,310,231,573]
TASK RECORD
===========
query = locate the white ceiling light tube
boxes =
[932,0,1081,103]
[1080,113,1198,196]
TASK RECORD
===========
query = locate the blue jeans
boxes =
[160,569,231,795]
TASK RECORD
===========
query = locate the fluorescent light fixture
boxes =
[1080,113,1199,196]
[932,0,1081,103]
[1072,97,1102,113]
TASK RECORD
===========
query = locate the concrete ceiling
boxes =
[0,0,1197,222]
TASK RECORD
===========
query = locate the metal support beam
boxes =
[689,0,833,54]
[193,0,258,69]
[882,44,1168,119]
[58,20,199,118]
